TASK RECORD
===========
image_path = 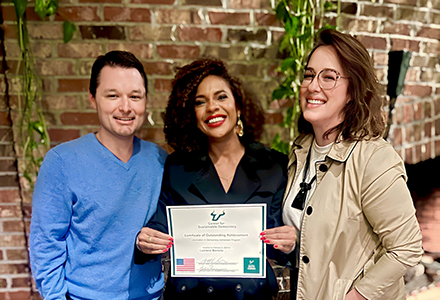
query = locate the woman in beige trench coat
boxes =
[263,29,423,300]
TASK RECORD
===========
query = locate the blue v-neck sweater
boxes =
[30,133,167,300]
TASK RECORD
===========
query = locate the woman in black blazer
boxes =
[136,58,296,300]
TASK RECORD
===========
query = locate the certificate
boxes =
[167,204,266,278]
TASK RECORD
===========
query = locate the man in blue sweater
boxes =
[30,51,168,300]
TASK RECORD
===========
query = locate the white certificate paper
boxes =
[167,204,266,278]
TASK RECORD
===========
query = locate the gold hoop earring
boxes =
[236,112,244,137]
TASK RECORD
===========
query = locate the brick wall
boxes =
[0,0,439,298]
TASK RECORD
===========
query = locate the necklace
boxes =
[291,144,316,210]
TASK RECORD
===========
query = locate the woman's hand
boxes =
[260,225,297,254]
[345,288,367,300]
[137,227,174,255]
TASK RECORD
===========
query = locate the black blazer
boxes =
[143,142,287,300]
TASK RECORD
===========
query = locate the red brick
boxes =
[382,22,411,36]
[0,205,22,218]
[80,0,122,2]
[0,235,26,248]
[6,249,28,261]
[230,0,261,9]
[425,42,440,55]
[390,38,420,52]
[402,104,413,123]
[35,61,75,76]
[404,147,413,164]
[0,278,5,288]
[393,127,402,147]
[42,95,81,110]
[404,69,419,82]
[3,220,24,233]
[154,79,173,93]
[424,121,432,138]
[403,85,432,97]
[384,0,417,5]
[58,79,90,92]
[55,7,100,22]
[48,129,80,143]
[28,24,64,40]
[264,112,284,124]
[60,113,99,125]
[12,277,31,288]
[157,45,200,59]
[104,7,151,22]
[0,111,11,126]
[0,189,21,204]
[414,102,423,120]
[417,27,440,39]
[2,24,17,39]
[362,4,394,18]
[208,12,250,25]
[0,175,18,188]
[355,35,387,50]
[129,25,173,41]
[255,13,281,27]
[178,27,222,42]
[156,9,201,25]
[142,62,172,75]
[57,43,102,58]
[1,7,41,22]
[107,44,153,59]
[131,0,174,3]
[137,128,165,141]
[0,159,15,172]
[0,290,32,300]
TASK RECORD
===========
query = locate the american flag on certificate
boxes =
[176,258,195,272]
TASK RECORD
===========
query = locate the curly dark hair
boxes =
[164,58,265,152]
[298,29,385,141]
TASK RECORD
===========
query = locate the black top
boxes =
[139,142,288,300]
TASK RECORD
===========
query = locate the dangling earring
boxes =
[236,111,244,137]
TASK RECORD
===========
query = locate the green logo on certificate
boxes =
[243,258,260,273]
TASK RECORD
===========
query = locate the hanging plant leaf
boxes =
[46,0,59,16]
[12,0,27,18]
[63,21,76,43]
[35,0,48,20]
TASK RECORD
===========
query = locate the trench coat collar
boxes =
[187,143,269,204]
[288,133,359,168]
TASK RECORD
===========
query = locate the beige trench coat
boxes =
[284,134,423,300]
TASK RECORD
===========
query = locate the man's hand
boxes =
[137,227,173,255]
[260,225,297,254]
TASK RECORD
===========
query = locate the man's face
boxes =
[90,66,146,143]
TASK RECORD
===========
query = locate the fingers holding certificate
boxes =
[137,227,174,255]
[167,204,267,278]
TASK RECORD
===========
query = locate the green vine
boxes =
[271,0,338,154]
[12,0,76,185]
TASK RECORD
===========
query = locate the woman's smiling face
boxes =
[300,45,350,134]
[194,75,239,143]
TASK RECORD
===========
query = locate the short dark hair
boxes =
[298,29,385,141]
[89,51,148,98]
[164,58,265,152]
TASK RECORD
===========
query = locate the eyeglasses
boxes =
[300,68,349,90]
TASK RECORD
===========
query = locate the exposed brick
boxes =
[404,69,419,82]
[255,13,281,27]
[425,121,432,138]
[80,0,122,2]
[362,4,394,18]
[414,102,423,120]
[42,95,81,110]
[402,103,413,123]
[403,85,432,97]
[182,0,221,5]
[382,22,411,36]
[425,42,440,56]
[1,6,40,22]
[404,147,413,164]
[228,29,267,43]
[145,94,168,109]
[154,79,172,93]
[31,43,53,59]
[107,43,153,59]
[0,159,15,172]
[57,43,102,58]
[129,25,172,41]
[0,175,18,187]
[132,0,175,3]
[0,236,26,248]
[80,26,126,40]
[12,277,31,288]
[383,0,417,5]
[230,0,262,9]
[6,249,28,261]
[0,278,6,288]
[209,12,250,26]
[0,290,32,300]
[393,127,402,147]
[0,189,20,203]
[142,62,172,75]
[417,27,440,40]
[157,45,200,59]
[156,9,201,25]
[397,7,429,23]
[355,35,387,50]
[55,6,100,22]
[2,24,17,39]
[28,25,63,40]
[178,27,222,42]
[58,79,90,92]
[203,46,247,60]
[0,205,22,218]
[390,38,420,52]
[137,127,165,141]
[60,112,99,125]
[104,7,151,22]
[35,61,75,76]
[3,220,24,232]
[48,129,80,143]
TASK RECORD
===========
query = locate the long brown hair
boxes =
[298,29,385,141]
